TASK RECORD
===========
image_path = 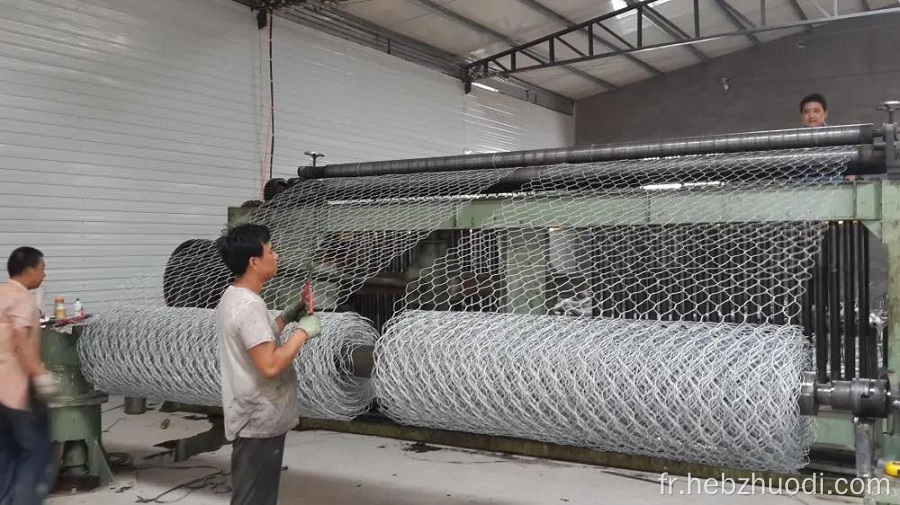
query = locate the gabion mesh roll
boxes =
[375,310,812,473]
[78,308,376,420]
[284,312,376,420]
[79,308,220,406]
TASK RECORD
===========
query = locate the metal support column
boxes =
[124,397,146,415]
[41,326,115,490]
[880,181,900,458]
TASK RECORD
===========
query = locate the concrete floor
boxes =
[48,401,863,505]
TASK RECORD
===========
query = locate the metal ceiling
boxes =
[242,0,900,113]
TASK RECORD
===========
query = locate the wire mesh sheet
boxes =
[401,148,853,323]
[376,310,813,473]
[157,168,516,311]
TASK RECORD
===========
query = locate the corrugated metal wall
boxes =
[0,0,574,313]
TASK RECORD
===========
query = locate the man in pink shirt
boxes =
[0,246,58,504]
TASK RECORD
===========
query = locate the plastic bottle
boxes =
[54,297,66,319]
[73,298,83,317]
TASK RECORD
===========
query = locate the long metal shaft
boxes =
[301,124,876,178]
[494,147,880,186]
[339,345,375,378]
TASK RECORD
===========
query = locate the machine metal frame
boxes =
[50,102,900,499]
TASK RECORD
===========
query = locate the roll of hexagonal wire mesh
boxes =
[78,308,377,420]
[376,310,813,473]
[368,146,856,472]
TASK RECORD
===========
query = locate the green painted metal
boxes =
[49,403,101,444]
[40,326,114,487]
[403,238,450,282]
[864,181,900,503]
[881,182,900,459]
[296,416,868,496]
[41,328,101,407]
[234,182,882,233]
[469,183,881,228]
[228,206,253,224]
[811,412,856,450]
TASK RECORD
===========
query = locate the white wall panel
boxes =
[0,0,573,313]
[463,87,575,153]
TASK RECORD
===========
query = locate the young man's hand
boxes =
[280,298,308,324]
[295,315,322,340]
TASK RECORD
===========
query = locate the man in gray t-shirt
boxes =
[215,223,321,505]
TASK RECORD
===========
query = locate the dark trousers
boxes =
[0,397,52,505]
[231,434,286,505]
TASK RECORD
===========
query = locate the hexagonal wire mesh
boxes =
[79,146,854,470]
[78,168,516,419]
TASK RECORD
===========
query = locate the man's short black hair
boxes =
[7,246,44,277]
[218,224,271,277]
[800,93,827,112]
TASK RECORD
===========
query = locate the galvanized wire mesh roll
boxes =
[78,308,376,420]
[375,310,812,473]
[285,312,376,419]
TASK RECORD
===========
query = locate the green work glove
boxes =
[296,315,322,340]
[280,298,307,324]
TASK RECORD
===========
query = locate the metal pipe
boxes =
[283,149,886,206]
[829,222,842,381]
[775,231,788,326]
[855,419,875,478]
[815,238,829,383]
[612,230,625,318]
[802,275,813,345]
[694,231,705,321]
[715,231,725,322]
[338,344,375,378]
[764,233,775,322]
[744,230,756,323]
[256,147,890,208]
[124,397,147,415]
[844,222,856,380]
[303,125,877,178]
[859,225,874,377]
